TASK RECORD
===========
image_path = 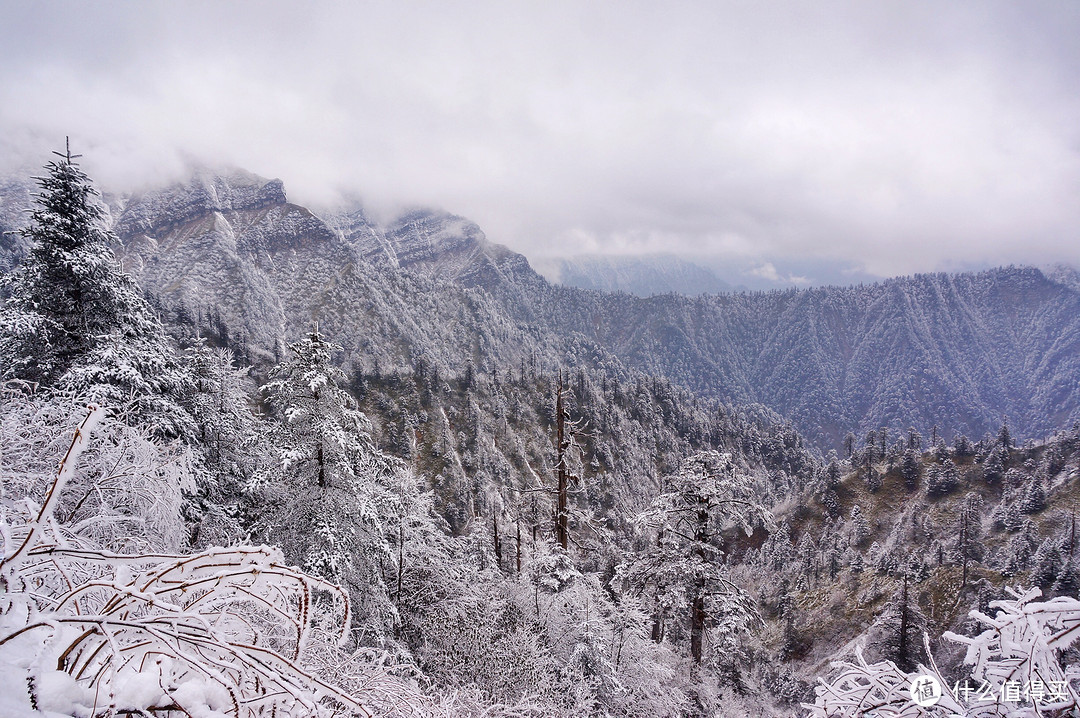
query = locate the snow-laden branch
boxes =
[805,588,1080,717]
[0,404,374,718]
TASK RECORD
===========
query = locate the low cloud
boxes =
[2,2,1078,280]
[748,263,811,286]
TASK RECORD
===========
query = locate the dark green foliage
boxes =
[926,458,959,497]
[867,574,928,672]
[0,150,191,437]
[901,449,921,491]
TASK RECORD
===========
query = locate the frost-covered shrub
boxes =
[1,384,191,552]
[806,587,1080,717]
[0,403,373,717]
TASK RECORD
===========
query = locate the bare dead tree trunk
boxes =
[555,372,570,551]
[960,511,969,589]
[317,440,325,488]
[396,521,404,599]
[690,588,706,663]
[1071,512,1076,559]
[898,573,910,670]
[690,508,709,663]
[651,528,665,643]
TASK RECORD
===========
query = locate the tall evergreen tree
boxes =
[182,340,268,546]
[955,493,985,588]
[1019,475,1047,515]
[262,327,400,640]
[900,449,921,491]
[926,458,960,497]
[864,430,877,466]
[619,451,769,663]
[0,143,189,435]
[823,451,842,489]
[867,572,928,672]
[843,432,856,459]
[849,505,871,548]
[868,570,928,673]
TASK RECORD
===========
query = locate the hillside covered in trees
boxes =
[4,153,1080,717]
[6,168,1077,453]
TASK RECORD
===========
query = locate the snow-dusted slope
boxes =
[3,169,1079,450]
[106,171,555,378]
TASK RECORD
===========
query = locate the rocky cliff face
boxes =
[103,171,555,377]
[107,171,343,362]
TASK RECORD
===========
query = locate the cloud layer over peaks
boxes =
[2,1,1078,285]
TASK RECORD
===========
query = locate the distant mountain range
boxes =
[533,254,734,296]
[3,168,1079,451]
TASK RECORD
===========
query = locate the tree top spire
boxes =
[52,136,82,164]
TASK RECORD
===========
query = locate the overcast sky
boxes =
[2,1,1078,286]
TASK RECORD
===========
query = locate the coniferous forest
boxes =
[4,150,1080,718]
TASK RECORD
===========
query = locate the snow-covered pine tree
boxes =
[863,429,877,466]
[866,572,928,672]
[863,466,883,493]
[933,435,949,462]
[262,326,400,641]
[954,433,975,457]
[849,505,871,548]
[900,448,921,491]
[824,450,842,489]
[618,450,770,664]
[843,431,856,458]
[0,143,190,436]
[955,492,985,588]
[926,457,960,496]
[1033,538,1066,590]
[983,445,1006,484]
[182,339,270,547]
[906,426,921,451]
[1019,475,1047,514]
[1005,518,1041,578]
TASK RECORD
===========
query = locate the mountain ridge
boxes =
[2,167,1078,451]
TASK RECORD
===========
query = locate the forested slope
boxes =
[65,170,1080,451]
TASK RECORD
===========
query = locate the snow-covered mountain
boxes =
[0,175,32,273]
[328,205,537,290]
[3,168,1079,451]
[98,171,554,378]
